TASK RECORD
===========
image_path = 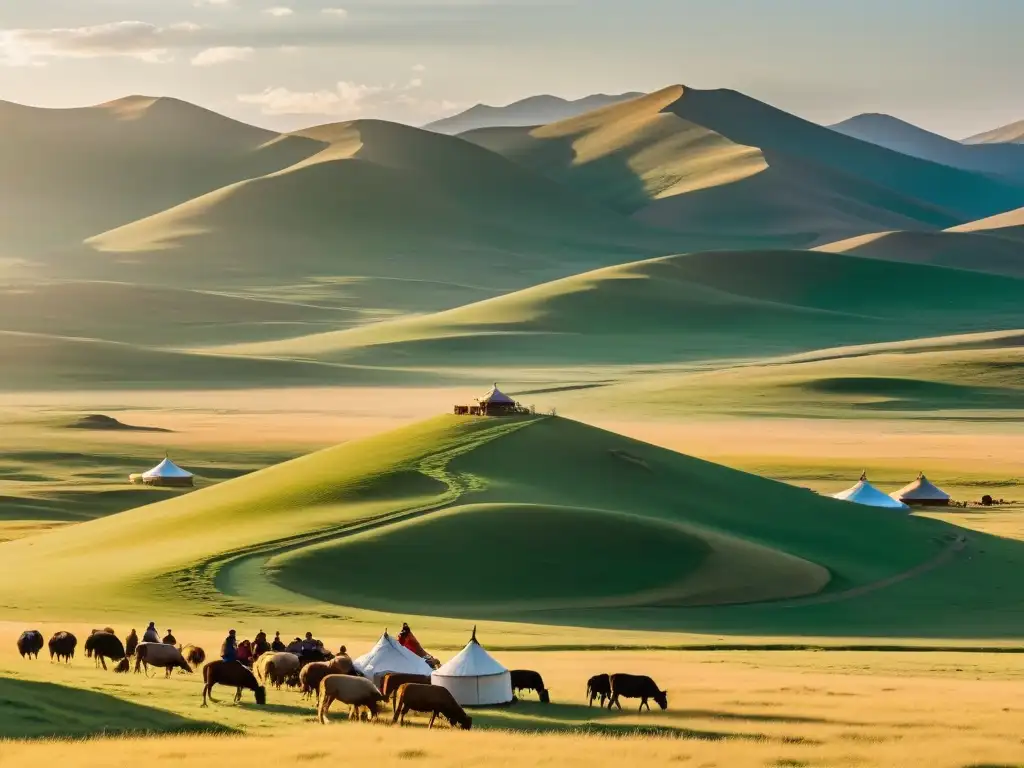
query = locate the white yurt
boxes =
[431,628,513,707]
[129,457,194,488]
[353,631,433,686]
[891,473,951,507]
[832,472,909,510]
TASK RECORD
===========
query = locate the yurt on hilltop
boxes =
[891,473,951,506]
[353,631,433,686]
[833,472,909,510]
[129,457,194,488]
[431,627,513,707]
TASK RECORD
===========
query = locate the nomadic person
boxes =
[162,629,176,645]
[221,629,238,662]
[397,622,440,668]
[300,632,319,653]
[143,622,160,643]
[271,632,285,652]
[286,637,303,653]
[253,630,270,660]
[125,629,139,657]
[237,639,253,666]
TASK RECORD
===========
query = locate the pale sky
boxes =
[1,0,1021,138]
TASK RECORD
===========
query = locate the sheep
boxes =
[202,660,267,707]
[48,631,77,664]
[84,631,126,671]
[17,630,44,659]
[317,675,385,724]
[134,642,192,678]
[254,652,301,690]
[392,683,472,730]
[299,656,357,704]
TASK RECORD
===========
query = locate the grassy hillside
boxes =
[830,113,1024,182]
[464,88,945,245]
[0,281,365,346]
[569,338,1024,419]
[0,96,323,256]
[424,92,644,134]
[0,415,1019,637]
[82,119,683,314]
[213,250,1024,367]
[964,118,1024,144]
[816,229,1024,277]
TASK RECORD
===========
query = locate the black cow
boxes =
[48,631,77,664]
[17,630,44,659]
[510,670,550,703]
[586,673,610,707]
[607,673,667,712]
[85,631,127,670]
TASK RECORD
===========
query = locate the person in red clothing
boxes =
[397,622,439,669]
[236,639,253,667]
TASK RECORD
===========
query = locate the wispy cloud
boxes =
[191,46,255,66]
[0,21,202,65]
[263,7,295,17]
[237,75,428,119]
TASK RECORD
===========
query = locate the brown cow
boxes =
[299,656,357,704]
[202,660,267,706]
[134,642,192,678]
[392,683,472,730]
[381,673,432,709]
[317,675,385,724]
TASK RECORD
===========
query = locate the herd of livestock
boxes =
[16,627,670,730]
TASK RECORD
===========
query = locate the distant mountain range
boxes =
[423,93,644,134]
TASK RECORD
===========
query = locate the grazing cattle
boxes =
[393,683,472,730]
[607,674,667,712]
[84,631,126,670]
[586,674,610,707]
[510,670,550,703]
[181,644,206,668]
[134,642,192,678]
[201,660,267,707]
[298,647,334,668]
[17,630,44,659]
[125,629,139,657]
[299,657,357,703]
[317,675,385,724]
[254,652,301,690]
[48,631,77,664]
[381,673,432,708]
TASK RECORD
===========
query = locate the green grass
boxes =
[0,414,1019,639]
[212,250,1024,368]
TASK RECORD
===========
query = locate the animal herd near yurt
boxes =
[431,628,513,707]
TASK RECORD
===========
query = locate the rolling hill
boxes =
[0,95,323,256]
[0,415,1020,637]
[212,249,1024,368]
[82,118,684,315]
[423,92,644,134]
[964,119,1024,145]
[830,113,1024,182]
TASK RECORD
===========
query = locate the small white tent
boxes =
[129,457,194,488]
[477,384,515,406]
[891,473,951,506]
[353,631,433,686]
[431,628,512,707]
[833,473,909,510]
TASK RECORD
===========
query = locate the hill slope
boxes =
[964,119,1024,145]
[830,113,1024,182]
[0,415,1019,636]
[213,249,1024,367]
[0,96,323,256]
[464,87,1023,245]
[424,92,644,134]
[83,119,682,315]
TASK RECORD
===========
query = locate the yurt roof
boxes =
[434,628,507,678]
[353,631,432,678]
[477,384,515,405]
[891,473,951,501]
[141,457,194,479]
[833,473,909,510]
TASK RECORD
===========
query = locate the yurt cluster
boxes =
[831,472,951,510]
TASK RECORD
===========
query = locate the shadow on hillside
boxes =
[0,677,233,740]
